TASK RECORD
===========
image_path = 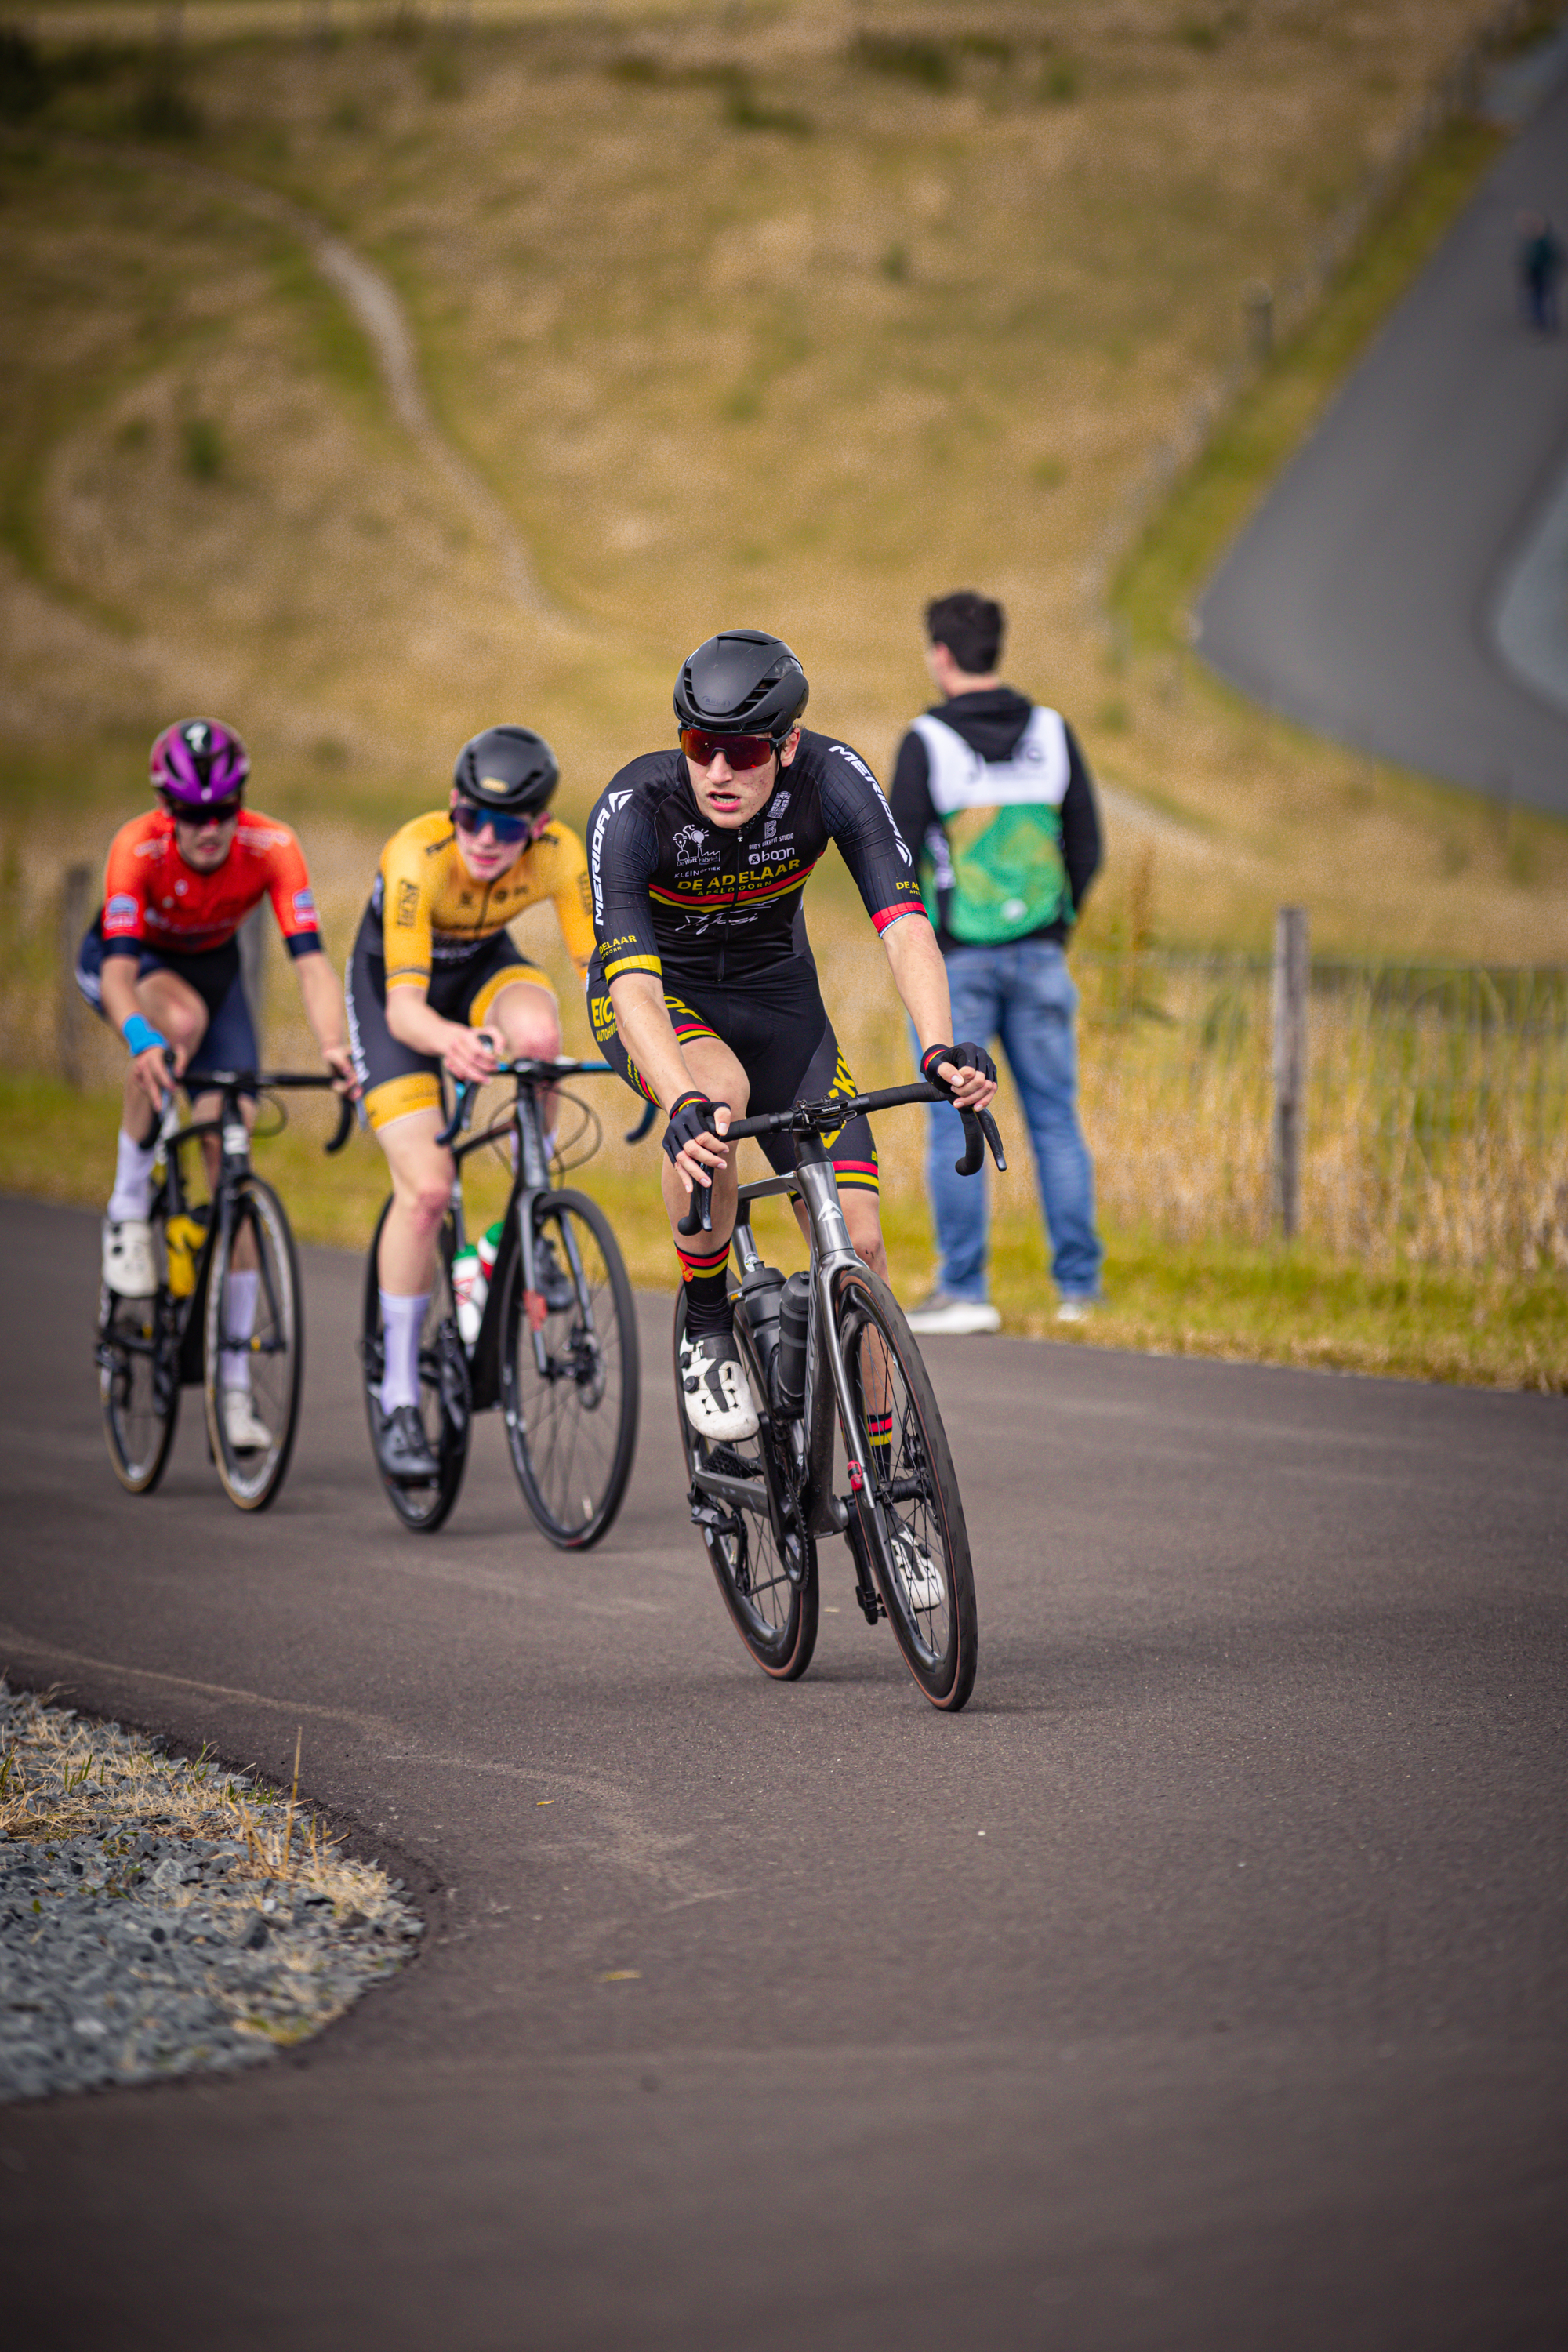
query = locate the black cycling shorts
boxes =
[76,920,260,1095]
[346,904,555,1133]
[588,949,878,1196]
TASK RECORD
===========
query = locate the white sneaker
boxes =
[889,1525,944,1612]
[103,1218,156,1298]
[680,1330,760,1443]
[222,1388,274,1454]
[1055,1297,1097,1324]
[904,1293,1001,1337]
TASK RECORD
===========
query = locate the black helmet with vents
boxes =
[673,630,808,741]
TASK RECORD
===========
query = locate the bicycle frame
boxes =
[434,1058,622,1414]
[98,1071,348,1393]
[686,1083,1005,1625]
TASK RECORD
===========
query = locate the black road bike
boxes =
[95,1070,350,1511]
[361,1058,640,1546]
[675,1083,1004,1713]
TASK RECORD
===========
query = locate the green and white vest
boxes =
[911,706,1072,946]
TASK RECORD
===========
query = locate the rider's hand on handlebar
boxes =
[322,1044,361,1101]
[130,1040,180,1114]
[663,1091,731,1196]
[442,1022,502,1087]
[920,1040,1000,1113]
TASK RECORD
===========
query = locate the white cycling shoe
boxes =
[222,1387,274,1454]
[889,1525,944,1613]
[680,1330,760,1443]
[102,1217,157,1298]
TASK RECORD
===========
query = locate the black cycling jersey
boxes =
[586,729,927,989]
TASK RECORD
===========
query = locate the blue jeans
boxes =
[919,941,1102,1302]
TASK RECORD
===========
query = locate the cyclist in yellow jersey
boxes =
[346,725,595,1481]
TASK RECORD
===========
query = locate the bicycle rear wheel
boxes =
[676,1291,818,1681]
[835,1264,977,1711]
[361,1198,470,1533]
[499,1189,640,1550]
[96,1220,180,1494]
[202,1177,303,1512]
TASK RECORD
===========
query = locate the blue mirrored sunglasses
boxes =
[452,800,533,845]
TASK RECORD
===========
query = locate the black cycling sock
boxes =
[677,1242,733,1341]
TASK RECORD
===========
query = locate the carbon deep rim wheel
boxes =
[676,1290,818,1681]
[97,1228,180,1496]
[203,1176,303,1512]
[499,1189,640,1551]
[362,1198,470,1534]
[836,1264,977,1712]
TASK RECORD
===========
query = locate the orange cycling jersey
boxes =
[374,811,597,990]
[100,808,323,960]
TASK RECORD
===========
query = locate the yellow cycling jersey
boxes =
[375,811,597,990]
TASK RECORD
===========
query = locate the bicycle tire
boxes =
[97,1214,180,1495]
[499,1188,640,1551]
[203,1176,303,1512]
[361,1198,470,1534]
[834,1263,978,1711]
[675,1290,818,1681]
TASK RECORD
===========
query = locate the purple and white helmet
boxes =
[150,718,250,809]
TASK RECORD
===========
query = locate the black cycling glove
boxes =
[662,1090,726,1167]
[920,1041,998,1098]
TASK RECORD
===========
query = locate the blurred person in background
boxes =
[76,719,355,1452]
[1516,211,1563,336]
[890,592,1103,1334]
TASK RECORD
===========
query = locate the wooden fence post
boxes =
[238,903,267,1068]
[1272,906,1308,1239]
[57,863,92,1089]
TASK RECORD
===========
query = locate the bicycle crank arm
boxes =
[840,1508,886,1625]
[689,1467,771,1518]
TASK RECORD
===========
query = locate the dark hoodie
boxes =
[889,688,1101,953]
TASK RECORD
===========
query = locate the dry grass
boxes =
[5,0,1563,970]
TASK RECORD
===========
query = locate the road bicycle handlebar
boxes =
[165,1068,355,1155]
[675,1080,1006,1237]
[434,1057,615,1150]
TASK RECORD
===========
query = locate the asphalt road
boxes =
[1195,67,1568,814]
[2,1193,1565,2349]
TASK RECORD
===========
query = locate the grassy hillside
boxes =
[5,0,1560,977]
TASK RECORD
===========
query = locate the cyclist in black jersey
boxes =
[586,629,998,1443]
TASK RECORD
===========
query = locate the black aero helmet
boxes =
[452,724,560,815]
[673,630,808,741]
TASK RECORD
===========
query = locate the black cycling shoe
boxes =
[534,1234,576,1316]
[376,1402,440,1484]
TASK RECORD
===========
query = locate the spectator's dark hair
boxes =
[925,591,1005,675]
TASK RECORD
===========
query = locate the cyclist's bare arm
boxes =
[384,977,501,1087]
[99,953,180,1108]
[607,971,731,1188]
[880,914,1000,1112]
[292,949,359,1095]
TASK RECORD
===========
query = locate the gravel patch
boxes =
[1,1682,421,2102]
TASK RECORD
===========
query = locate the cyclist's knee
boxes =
[843,1195,887,1277]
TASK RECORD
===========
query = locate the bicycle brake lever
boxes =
[954,1109,985,1177]
[979,1106,1007,1172]
[677,1180,714,1240]
[624,1098,659,1146]
[435,1081,478,1151]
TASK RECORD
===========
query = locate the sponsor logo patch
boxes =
[292,888,317,924]
[395,879,419,928]
[103,893,139,935]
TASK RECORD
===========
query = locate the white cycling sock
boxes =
[107,1128,157,1224]
[379,1290,429,1414]
[220,1269,259,1392]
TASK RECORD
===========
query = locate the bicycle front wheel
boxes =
[676,1291,818,1681]
[361,1199,470,1534]
[97,1231,180,1496]
[500,1189,639,1550]
[203,1176,302,1512]
[835,1265,978,1712]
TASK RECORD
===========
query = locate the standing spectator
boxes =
[1516,211,1563,337]
[890,592,1103,1332]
